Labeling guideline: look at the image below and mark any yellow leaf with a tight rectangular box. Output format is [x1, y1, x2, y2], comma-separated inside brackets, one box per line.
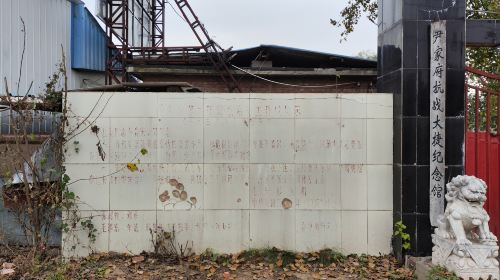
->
[127, 163, 138, 172]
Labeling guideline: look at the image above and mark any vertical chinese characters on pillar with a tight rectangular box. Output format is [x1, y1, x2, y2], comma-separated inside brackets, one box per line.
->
[429, 21, 446, 227]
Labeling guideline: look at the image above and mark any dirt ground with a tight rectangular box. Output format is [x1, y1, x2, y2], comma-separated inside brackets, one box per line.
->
[0, 246, 414, 280]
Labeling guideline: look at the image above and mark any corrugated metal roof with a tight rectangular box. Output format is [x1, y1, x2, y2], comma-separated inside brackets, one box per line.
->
[230, 45, 377, 69]
[71, 3, 106, 72]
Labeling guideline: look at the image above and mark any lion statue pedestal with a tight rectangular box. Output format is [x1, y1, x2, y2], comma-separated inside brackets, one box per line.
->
[432, 175, 499, 280]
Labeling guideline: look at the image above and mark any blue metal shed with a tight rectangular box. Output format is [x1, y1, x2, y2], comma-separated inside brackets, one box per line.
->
[71, 3, 107, 72]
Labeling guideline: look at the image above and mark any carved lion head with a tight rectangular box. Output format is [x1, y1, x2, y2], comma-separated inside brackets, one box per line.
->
[445, 175, 487, 204]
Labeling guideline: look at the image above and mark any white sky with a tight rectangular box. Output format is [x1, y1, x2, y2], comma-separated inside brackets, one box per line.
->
[82, 0, 377, 57]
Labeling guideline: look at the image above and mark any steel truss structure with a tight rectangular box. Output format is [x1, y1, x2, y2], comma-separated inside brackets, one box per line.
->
[103, 0, 241, 92]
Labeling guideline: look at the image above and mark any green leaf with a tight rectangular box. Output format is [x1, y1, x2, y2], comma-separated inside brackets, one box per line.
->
[65, 192, 75, 200]
[63, 174, 70, 182]
[40, 156, 48, 167]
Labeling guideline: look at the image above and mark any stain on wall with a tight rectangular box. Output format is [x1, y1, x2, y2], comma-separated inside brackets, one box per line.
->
[63, 92, 394, 257]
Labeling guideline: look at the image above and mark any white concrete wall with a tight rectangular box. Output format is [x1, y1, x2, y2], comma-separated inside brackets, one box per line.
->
[0, 0, 104, 96]
[63, 92, 393, 257]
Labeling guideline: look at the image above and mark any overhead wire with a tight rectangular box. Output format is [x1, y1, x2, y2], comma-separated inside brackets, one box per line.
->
[0, 105, 10, 113]
[164, 1, 359, 90]
[230, 64, 360, 88]
[466, 9, 500, 16]
[245, 52, 266, 92]
[165, 0, 189, 24]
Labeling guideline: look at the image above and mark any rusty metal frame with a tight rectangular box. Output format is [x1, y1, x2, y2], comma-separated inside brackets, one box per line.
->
[173, 0, 241, 92]
[105, 0, 129, 85]
[103, 0, 241, 92]
[151, 0, 165, 47]
[126, 46, 208, 64]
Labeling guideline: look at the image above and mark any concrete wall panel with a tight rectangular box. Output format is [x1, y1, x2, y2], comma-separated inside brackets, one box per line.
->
[63, 92, 393, 257]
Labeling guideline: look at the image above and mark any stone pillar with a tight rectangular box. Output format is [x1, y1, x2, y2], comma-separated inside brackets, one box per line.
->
[377, 0, 466, 257]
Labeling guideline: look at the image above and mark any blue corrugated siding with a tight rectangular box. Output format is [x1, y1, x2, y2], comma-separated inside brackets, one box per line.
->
[71, 3, 106, 72]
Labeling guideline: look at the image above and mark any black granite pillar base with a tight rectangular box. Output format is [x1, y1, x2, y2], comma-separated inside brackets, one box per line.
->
[378, 0, 466, 257]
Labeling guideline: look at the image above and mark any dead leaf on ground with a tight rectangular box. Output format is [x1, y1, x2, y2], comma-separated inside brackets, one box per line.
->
[2, 263, 15, 269]
[1, 268, 15, 275]
[111, 267, 125, 276]
[132, 255, 145, 264]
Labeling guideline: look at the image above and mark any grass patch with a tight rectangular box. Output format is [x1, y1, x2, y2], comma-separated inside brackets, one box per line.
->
[317, 249, 346, 266]
[280, 250, 297, 267]
[240, 247, 283, 263]
[428, 266, 459, 280]
[200, 248, 232, 265]
[201, 248, 220, 262]
[241, 247, 346, 267]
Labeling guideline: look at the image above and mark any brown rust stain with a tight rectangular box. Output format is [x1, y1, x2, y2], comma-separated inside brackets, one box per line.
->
[159, 179, 198, 208]
[282, 198, 292, 209]
[158, 191, 169, 202]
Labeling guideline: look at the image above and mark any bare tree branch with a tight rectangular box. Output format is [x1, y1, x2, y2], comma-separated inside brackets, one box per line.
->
[16, 17, 26, 96]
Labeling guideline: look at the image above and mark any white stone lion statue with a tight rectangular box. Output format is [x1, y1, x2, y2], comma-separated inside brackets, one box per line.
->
[432, 175, 499, 279]
[435, 175, 497, 245]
